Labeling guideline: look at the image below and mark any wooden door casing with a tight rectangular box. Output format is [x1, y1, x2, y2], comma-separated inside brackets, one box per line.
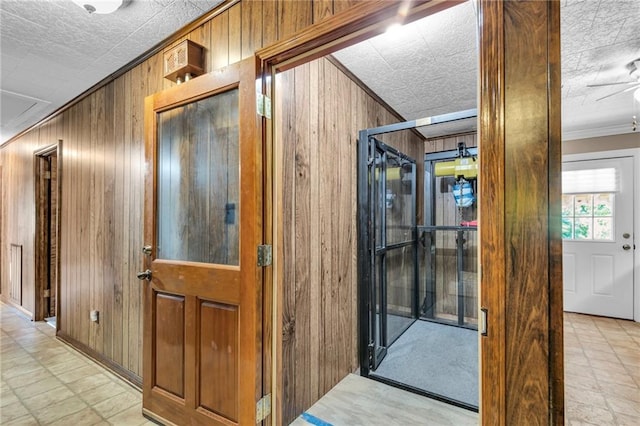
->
[478, 0, 564, 424]
[143, 57, 263, 426]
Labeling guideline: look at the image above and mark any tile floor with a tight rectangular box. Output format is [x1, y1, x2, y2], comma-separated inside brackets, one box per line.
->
[2, 301, 639, 425]
[0, 302, 153, 425]
[564, 312, 640, 425]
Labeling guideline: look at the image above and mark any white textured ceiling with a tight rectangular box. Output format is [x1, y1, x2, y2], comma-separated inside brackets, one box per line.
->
[0, 0, 224, 144]
[1, 0, 639, 145]
[333, 1, 478, 139]
[561, 0, 640, 139]
[334, 0, 640, 141]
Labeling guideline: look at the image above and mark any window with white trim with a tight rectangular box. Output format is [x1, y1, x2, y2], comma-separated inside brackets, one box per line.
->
[562, 193, 614, 240]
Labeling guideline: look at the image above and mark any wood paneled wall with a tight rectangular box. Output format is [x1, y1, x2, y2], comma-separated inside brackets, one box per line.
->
[0, 1, 565, 424]
[277, 57, 425, 424]
[0, 0, 362, 382]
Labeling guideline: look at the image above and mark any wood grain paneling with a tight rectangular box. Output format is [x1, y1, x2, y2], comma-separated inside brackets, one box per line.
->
[0, 0, 371, 385]
[548, 1, 565, 420]
[1, 2, 565, 424]
[479, 0, 563, 423]
[0, 165, 2, 298]
[276, 57, 425, 424]
[155, 292, 185, 398]
[9, 244, 22, 305]
[504, 2, 550, 419]
[478, 0, 507, 422]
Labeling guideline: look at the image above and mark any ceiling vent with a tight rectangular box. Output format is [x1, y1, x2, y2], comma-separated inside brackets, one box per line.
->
[0, 90, 51, 141]
[163, 40, 205, 84]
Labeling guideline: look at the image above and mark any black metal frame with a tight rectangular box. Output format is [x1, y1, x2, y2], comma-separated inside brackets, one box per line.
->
[357, 108, 478, 377]
[367, 373, 479, 413]
[422, 147, 478, 329]
[365, 137, 417, 370]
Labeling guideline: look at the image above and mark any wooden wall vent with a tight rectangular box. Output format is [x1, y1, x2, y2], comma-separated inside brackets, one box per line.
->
[10, 244, 23, 305]
[163, 40, 205, 84]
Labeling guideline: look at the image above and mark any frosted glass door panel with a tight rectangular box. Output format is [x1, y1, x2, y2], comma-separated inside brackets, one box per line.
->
[157, 88, 239, 265]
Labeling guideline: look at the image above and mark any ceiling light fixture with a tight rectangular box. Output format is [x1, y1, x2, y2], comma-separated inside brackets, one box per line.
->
[71, 0, 124, 14]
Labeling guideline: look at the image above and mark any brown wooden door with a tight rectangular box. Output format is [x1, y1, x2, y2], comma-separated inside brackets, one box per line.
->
[142, 57, 263, 425]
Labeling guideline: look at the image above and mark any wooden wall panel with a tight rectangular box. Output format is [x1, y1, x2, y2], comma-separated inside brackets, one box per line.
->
[241, 0, 262, 58]
[0, 165, 2, 299]
[277, 57, 425, 424]
[1, 121, 62, 317]
[279, 0, 313, 40]
[90, 88, 105, 352]
[9, 245, 22, 305]
[0, 0, 368, 390]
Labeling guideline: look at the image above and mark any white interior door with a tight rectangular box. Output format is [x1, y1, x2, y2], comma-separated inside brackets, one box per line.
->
[562, 156, 634, 320]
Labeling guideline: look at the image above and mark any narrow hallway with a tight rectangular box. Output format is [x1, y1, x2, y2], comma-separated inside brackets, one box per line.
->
[0, 302, 151, 425]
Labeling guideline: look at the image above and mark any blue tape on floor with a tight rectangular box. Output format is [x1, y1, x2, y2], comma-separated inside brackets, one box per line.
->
[301, 412, 333, 426]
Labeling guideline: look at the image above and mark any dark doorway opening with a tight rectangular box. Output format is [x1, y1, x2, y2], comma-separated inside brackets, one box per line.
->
[35, 144, 60, 328]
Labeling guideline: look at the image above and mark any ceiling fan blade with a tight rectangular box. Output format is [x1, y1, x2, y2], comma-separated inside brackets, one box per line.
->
[595, 84, 639, 101]
[587, 81, 636, 87]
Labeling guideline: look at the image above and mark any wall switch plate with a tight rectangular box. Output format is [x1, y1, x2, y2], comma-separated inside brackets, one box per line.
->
[90, 310, 99, 323]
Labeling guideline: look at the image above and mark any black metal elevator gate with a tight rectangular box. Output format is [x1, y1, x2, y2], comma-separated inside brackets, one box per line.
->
[357, 109, 479, 411]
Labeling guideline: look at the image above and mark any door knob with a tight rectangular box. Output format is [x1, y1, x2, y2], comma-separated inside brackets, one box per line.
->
[142, 245, 152, 255]
[622, 244, 631, 251]
[137, 269, 152, 281]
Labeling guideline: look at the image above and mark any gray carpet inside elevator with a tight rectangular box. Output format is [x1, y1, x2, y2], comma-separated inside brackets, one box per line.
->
[372, 320, 478, 408]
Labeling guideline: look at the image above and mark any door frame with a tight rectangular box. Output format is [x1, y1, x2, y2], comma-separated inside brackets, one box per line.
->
[257, 0, 563, 424]
[256, 2, 465, 423]
[562, 147, 640, 322]
[34, 141, 62, 328]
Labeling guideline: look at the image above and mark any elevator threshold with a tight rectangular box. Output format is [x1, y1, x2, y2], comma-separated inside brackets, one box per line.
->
[290, 374, 477, 426]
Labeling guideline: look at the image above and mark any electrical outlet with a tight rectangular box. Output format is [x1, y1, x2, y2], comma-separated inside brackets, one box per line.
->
[90, 310, 99, 323]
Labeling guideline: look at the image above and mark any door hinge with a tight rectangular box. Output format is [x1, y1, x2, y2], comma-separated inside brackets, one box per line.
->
[257, 245, 272, 267]
[256, 93, 272, 119]
[43, 289, 50, 298]
[44, 171, 51, 179]
[256, 394, 271, 422]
